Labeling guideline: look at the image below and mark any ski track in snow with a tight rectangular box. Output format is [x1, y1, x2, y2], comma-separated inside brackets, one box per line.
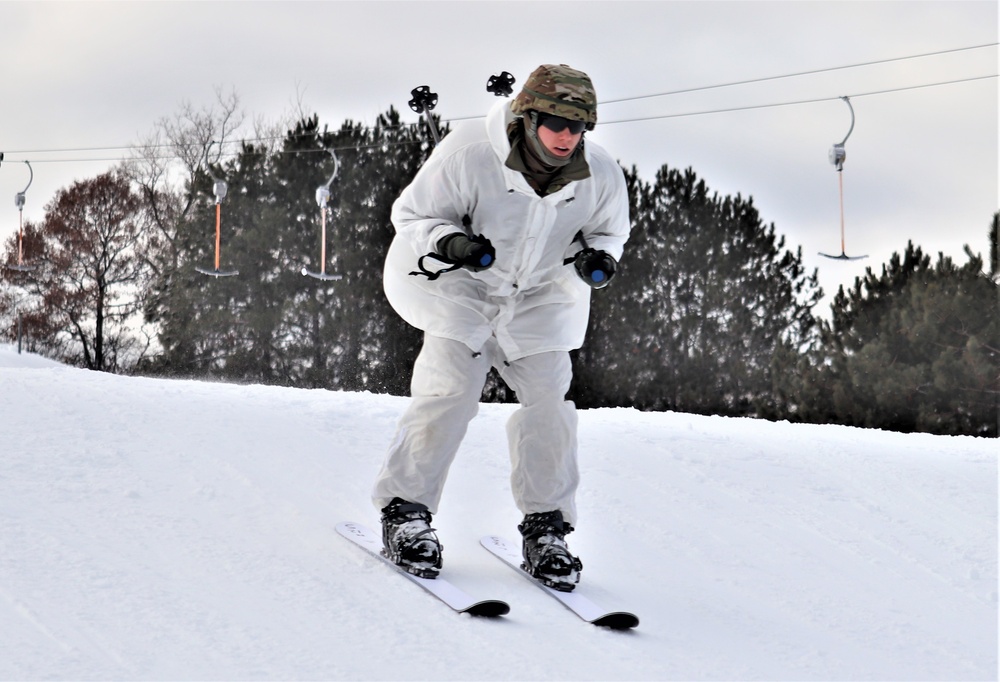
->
[0, 345, 996, 680]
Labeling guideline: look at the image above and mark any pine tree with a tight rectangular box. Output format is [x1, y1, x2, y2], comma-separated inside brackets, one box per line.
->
[573, 164, 822, 417]
[268, 109, 431, 393]
[127, 89, 246, 377]
[809, 226, 998, 436]
[268, 115, 345, 388]
[311, 108, 431, 394]
[989, 210, 998, 279]
[134, 106, 432, 391]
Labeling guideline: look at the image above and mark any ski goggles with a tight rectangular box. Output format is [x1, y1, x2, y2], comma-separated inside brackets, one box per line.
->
[536, 112, 587, 135]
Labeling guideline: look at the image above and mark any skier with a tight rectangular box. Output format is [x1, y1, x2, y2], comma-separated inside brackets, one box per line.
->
[372, 64, 631, 591]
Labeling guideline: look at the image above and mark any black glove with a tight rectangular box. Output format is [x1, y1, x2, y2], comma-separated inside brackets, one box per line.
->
[573, 248, 617, 288]
[438, 233, 496, 272]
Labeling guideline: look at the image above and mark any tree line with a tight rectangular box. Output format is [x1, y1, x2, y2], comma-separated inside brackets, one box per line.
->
[2, 95, 996, 436]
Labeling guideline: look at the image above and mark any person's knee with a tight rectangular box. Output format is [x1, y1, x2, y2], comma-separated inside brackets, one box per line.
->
[503, 352, 573, 405]
[411, 336, 491, 398]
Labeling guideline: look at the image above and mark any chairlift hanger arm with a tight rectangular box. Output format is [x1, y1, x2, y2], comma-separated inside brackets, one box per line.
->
[15, 161, 32, 210]
[203, 140, 224, 180]
[316, 148, 340, 208]
[838, 96, 855, 146]
[323, 148, 339, 188]
[305, 147, 343, 282]
[203, 140, 228, 203]
[828, 96, 855, 172]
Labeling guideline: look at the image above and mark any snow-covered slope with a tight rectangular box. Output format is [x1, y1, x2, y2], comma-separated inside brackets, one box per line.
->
[1, 344, 996, 680]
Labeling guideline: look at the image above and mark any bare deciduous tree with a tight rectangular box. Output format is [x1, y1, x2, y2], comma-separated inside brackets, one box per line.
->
[123, 86, 246, 275]
[15, 170, 154, 371]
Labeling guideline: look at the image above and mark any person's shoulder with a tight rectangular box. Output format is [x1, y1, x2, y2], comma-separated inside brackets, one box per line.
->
[436, 107, 496, 156]
[432, 141, 495, 181]
[583, 138, 618, 165]
[583, 139, 624, 180]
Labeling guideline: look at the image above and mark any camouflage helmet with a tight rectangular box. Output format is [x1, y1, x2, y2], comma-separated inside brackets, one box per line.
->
[511, 64, 597, 131]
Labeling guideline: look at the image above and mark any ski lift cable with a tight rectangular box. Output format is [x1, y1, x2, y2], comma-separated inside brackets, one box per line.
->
[5, 70, 988, 170]
[2, 42, 994, 160]
[1, 138, 420, 164]
[596, 73, 997, 126]
[6, 72, 994, 168]
[597, 41, 998, 106]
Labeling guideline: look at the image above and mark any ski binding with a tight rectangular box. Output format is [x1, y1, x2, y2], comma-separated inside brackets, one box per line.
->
[337, 522, 509, 617]
[481, 535, 638, 629]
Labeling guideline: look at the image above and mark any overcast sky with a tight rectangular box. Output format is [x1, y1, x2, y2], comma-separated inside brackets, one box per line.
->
[1, 1, 996, 313]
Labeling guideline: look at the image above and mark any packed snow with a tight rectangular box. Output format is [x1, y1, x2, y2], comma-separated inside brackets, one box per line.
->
[1, 343, 996, 680]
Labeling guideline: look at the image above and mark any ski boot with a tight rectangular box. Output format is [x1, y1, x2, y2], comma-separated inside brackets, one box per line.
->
[518, 510, 582, 592]
[380, 498, 443, 578]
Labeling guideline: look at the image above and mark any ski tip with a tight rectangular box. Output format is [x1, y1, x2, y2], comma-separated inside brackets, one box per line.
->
[592, 612, 639, 630]
[464, 600, 511, 618]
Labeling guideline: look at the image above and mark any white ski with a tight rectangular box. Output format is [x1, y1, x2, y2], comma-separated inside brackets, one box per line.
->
[336, 522, 509, 617]
[480, 535, 639, 629]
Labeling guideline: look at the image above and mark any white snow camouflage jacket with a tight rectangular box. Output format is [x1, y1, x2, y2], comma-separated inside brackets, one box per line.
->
[383, 99, 631, 361]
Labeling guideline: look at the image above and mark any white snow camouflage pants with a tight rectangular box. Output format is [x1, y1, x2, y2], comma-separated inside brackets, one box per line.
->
[372, 335, 580, 525]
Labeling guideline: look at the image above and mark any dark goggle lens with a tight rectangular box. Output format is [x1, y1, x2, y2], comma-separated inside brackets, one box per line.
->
[538, 113, 587, 135]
